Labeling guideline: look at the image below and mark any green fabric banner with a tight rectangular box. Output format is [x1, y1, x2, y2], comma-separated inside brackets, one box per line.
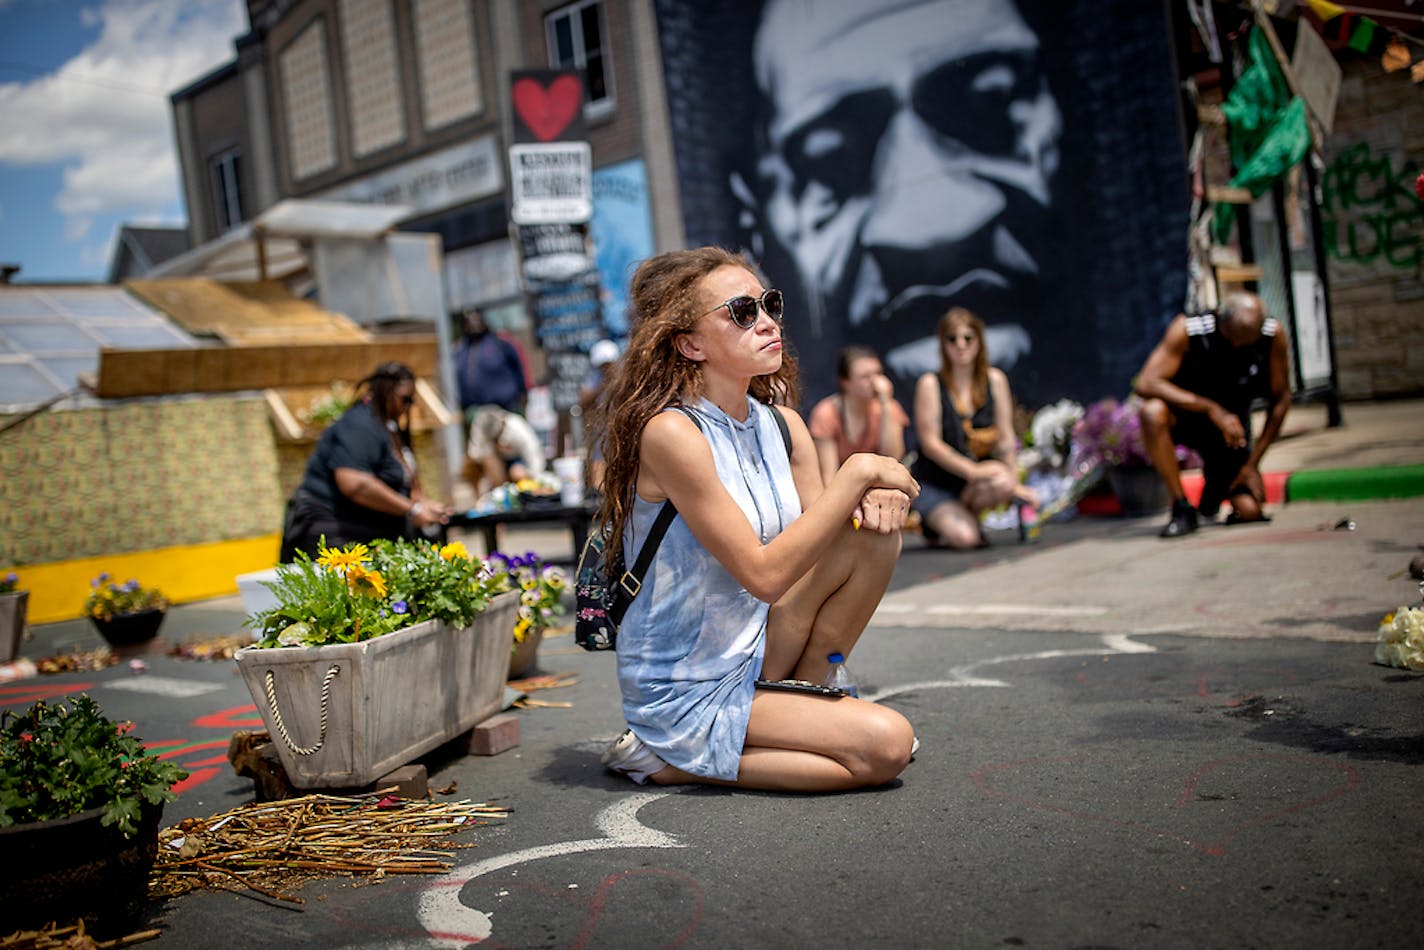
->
[1212, 27, 1312, 244]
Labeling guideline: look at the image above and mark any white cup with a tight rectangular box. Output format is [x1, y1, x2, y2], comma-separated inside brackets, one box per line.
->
[553, 457, 584, 506]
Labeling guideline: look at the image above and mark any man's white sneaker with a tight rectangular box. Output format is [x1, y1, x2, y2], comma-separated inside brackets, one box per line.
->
[601, 729, 667, 784]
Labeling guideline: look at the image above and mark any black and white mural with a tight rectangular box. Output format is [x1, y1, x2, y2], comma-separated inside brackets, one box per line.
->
[654, 0, 1191, 409]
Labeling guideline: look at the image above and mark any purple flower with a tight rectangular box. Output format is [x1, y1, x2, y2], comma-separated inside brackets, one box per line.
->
[1072, 399, 1152, 468]
[392, 600, 408, 614]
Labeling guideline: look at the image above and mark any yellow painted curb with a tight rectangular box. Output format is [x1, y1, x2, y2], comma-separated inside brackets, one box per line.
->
[5, 535, 280, 625]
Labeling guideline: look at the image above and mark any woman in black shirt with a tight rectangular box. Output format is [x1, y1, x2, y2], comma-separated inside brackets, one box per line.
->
[280, 362, 450, 561]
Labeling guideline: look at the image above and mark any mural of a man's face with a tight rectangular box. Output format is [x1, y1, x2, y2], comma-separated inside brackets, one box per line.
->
[735, 0, 1062, 394]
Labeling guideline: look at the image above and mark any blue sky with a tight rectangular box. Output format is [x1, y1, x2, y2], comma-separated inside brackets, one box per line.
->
[0, 0, 245, 282]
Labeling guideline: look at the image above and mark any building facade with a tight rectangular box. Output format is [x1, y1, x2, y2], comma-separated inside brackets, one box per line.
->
[171, 0, 675, 359]
[170, 1, 1422, 407]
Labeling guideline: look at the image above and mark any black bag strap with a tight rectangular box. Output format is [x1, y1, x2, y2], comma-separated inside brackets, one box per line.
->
[608, 403, 793, 624]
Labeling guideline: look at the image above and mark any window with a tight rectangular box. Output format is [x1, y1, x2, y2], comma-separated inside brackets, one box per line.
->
[338, 0, 405, 156]
[414, 0, 482, 130]
[546, 1, 612, 116]
[280, 20, 337, 180]
[210, 149, 244, 233]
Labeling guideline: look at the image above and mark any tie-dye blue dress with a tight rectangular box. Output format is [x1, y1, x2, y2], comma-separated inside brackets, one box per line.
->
[615, 397, 803, 781]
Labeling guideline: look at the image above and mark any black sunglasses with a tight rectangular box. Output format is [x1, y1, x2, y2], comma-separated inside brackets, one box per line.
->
[705, 289, 784, 329]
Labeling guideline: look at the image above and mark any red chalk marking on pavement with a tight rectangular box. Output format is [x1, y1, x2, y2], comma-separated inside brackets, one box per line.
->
[1197, 528, 1345, 548]
[192, 703, 262, 730]
[0, 681, 95, 705]
[971, 752, 1362, 856]
[572, 868, 704, 949]
[171, 767, 222, 795]
[144, 738, 230, 760]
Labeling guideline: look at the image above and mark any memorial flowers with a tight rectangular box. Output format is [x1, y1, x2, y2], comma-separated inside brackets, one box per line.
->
[1072, 398, 1152, 468]
[1375, 583, 1424, 671]
[1020, 399, 1084, 472]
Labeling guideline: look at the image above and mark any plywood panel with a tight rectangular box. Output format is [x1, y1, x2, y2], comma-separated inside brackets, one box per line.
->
[94, 339, 441, 397]
[125, 277, 369, 344]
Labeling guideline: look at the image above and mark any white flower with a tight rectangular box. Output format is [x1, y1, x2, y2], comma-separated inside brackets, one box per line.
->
[1029, 399, 1084, 470]
[1375, 606, 1424, 669]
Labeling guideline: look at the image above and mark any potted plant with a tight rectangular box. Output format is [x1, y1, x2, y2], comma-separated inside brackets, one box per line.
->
[0, 694, 188, 929]
[489, 551, 568, 679]
[1071, 397, 1169, 517]
[234, 538, 518, 789]
[1, 570, 27, 663]
[82, 572, 170, 646]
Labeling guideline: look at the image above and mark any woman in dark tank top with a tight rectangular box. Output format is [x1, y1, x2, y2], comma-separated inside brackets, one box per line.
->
[909, 308, 1038, 549]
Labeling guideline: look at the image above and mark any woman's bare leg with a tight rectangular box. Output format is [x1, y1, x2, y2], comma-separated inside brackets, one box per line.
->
[761, 523, 900, 684]
[923, 499, 982, 550]
[647, 690, 913, 791]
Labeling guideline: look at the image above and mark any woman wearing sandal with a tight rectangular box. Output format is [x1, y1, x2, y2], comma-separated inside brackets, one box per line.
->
[589, 247, 919, 792]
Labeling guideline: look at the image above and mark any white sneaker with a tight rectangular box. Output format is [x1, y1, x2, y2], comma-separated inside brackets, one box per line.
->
[601, 729, 667, 784]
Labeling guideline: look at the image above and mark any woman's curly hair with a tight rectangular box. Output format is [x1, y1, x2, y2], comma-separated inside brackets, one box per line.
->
[589, 246, 799, 567]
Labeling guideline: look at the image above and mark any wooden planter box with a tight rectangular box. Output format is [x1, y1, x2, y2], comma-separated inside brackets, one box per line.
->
[233, 591, 517, 789]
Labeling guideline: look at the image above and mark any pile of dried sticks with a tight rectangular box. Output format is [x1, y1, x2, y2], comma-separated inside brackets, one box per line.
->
[0, 921, 158, 950]
[149, 792, 509, 904]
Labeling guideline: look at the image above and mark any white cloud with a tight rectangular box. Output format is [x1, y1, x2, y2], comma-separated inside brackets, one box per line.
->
[0, 0, 245, 234]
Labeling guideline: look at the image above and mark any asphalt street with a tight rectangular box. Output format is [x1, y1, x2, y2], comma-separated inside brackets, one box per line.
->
[5, 497, 1423, 949]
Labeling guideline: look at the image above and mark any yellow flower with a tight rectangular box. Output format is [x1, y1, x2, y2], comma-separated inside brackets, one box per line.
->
[346, 564, 388, 598]
[318, 542, 369, 574]
[440, 541, 470, 561]
[513, 616, 531, 643]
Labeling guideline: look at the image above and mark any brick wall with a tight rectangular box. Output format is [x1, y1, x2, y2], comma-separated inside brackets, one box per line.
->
[1320, 57, 1424, 399]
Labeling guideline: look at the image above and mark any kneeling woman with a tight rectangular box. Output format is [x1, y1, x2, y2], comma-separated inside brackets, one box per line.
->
[590, 247, 919, 792]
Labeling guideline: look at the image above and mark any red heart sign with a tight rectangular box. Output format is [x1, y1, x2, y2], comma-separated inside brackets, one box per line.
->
[513, 75, 583, 142]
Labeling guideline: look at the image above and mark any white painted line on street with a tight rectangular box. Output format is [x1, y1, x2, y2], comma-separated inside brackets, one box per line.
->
[867, 634, 1158, 700]
[1102, 633, 1156, 653]
[414, 788, 685, 947]
[101, 677, 224, 698]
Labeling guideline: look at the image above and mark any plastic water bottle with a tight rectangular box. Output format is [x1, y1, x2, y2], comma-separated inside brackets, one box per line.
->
[823, 652, 859, 697]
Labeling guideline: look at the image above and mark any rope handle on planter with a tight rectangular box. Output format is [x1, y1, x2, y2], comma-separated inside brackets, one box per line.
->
[264, 664, 341, 756]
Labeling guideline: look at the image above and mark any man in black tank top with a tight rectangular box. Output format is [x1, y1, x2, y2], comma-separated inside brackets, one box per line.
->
[1133, 292, 1291, 538]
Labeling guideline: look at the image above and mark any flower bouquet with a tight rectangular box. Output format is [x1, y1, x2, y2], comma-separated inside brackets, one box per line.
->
[1375, 582, 1424, 671]
[1072, 398, 1152, 469]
